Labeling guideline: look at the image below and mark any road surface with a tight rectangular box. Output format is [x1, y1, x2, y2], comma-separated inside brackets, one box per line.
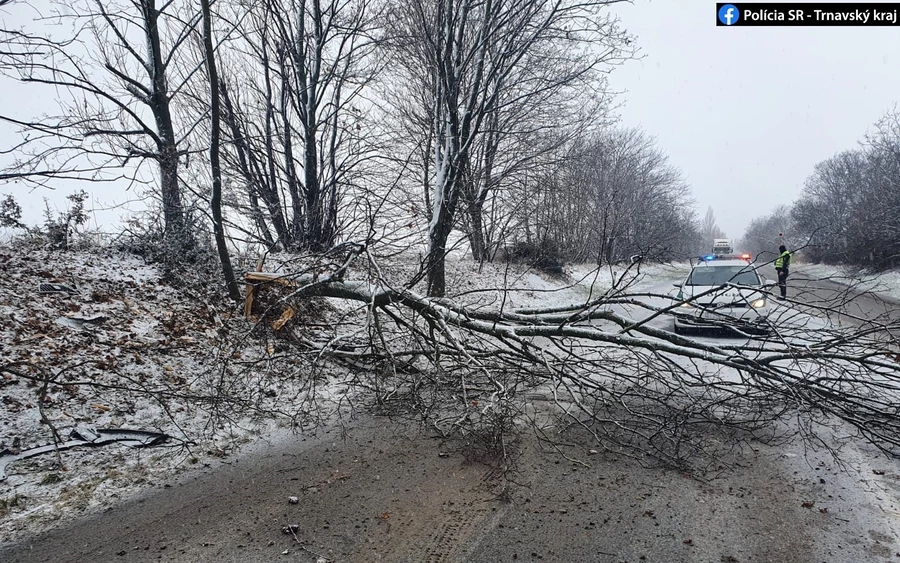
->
[4, 416, 899, 563]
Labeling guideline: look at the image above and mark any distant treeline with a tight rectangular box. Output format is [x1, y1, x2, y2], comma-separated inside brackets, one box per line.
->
[741, 108, 900, 270]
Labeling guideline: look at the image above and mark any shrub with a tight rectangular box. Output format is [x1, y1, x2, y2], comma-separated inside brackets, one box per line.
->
[42, 190, 89, 250]
[505, 237, 565, 276]
[0, 194, 24, 229]
[115, 206, 219, 288]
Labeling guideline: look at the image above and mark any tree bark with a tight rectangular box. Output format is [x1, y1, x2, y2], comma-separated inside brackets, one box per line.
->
[141, 0, 189, 244]
[426, 144, 464, 297]
[466, 197, 487, 263]
[201, 0, 241, 301]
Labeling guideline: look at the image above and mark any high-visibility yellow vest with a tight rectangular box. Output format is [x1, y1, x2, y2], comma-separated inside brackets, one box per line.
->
[775, 250, 791, 269]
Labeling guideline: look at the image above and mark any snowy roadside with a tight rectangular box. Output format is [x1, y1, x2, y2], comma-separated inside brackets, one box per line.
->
[0, 244, 354, 543]
[566, 260, 692, 295]
[797, 262, 900, 303]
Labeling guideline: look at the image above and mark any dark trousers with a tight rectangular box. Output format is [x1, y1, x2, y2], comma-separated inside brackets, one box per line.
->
[776, 268, 788, 298]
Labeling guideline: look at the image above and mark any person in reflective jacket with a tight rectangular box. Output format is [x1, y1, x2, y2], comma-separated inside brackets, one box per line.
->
[774, 245, 792, 299]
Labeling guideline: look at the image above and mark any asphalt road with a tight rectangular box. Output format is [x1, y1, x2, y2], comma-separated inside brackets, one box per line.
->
[4, 416, 897, 563]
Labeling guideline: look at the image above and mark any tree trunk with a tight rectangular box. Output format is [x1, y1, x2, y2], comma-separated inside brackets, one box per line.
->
[425, 244, 447, 297]
[304, 120, 323, 250]
[426, 160, 461, 297]
[297, 0, 328, 253]
[158, 145, 186, 240]
[261, 46, 294, 249]
[142, 0, 188, 245]
[247, 189, 276, 248]
[202, 0, 241, 302]
[467, 197, 487, 262]
[468, 110, 498, 263]
[280, 76, 304, 248]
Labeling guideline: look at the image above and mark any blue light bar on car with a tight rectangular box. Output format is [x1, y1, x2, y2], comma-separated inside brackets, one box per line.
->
[699, 253, 753, 262]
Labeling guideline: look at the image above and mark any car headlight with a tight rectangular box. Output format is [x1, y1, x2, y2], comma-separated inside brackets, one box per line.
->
[751, 298, 766, 309]
[676, 290, 693, 307]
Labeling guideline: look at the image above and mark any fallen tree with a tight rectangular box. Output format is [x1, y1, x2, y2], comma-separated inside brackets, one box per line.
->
[239, 244, 900, 472]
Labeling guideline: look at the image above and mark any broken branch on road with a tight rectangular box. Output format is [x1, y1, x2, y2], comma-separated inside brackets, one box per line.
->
[241, 250, 900, 470]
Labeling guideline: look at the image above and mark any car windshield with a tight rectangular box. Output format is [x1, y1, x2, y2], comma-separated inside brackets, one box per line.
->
[686, 266, 760, 286]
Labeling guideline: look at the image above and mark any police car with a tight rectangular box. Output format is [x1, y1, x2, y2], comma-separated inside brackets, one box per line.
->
[672, 253, 776, 335]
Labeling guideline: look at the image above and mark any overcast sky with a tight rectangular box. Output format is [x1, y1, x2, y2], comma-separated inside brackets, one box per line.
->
[610, 0, 900, 239]
[2, 0, 900, 239]
[0, 0, 141, 230]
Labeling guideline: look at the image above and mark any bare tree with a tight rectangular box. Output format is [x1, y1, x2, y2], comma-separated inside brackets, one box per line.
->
[455, 36, 621, 263]
[207, 0, 381, 252]
[859, 108, 900, 268]
[507, 128, 697, 265]
[791, 150, 866, 264]
[0, 0, 200, 246]
[790, 108, 900, 270]
[200, 0, 240, 300]
[699, 206, 725, 247]
[383, 0, 633, 296]
[741, 205, 797, 262]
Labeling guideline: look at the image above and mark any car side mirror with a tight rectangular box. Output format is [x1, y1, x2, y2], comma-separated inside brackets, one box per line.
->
[763, 280, 777, 288]
[673, 283, 681, 288]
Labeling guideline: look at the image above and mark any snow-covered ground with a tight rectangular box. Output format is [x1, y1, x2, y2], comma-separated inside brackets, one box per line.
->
[0, 244, 360, 541]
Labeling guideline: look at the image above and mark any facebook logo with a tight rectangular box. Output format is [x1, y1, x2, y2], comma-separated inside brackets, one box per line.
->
[718, 4, 740, 25]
